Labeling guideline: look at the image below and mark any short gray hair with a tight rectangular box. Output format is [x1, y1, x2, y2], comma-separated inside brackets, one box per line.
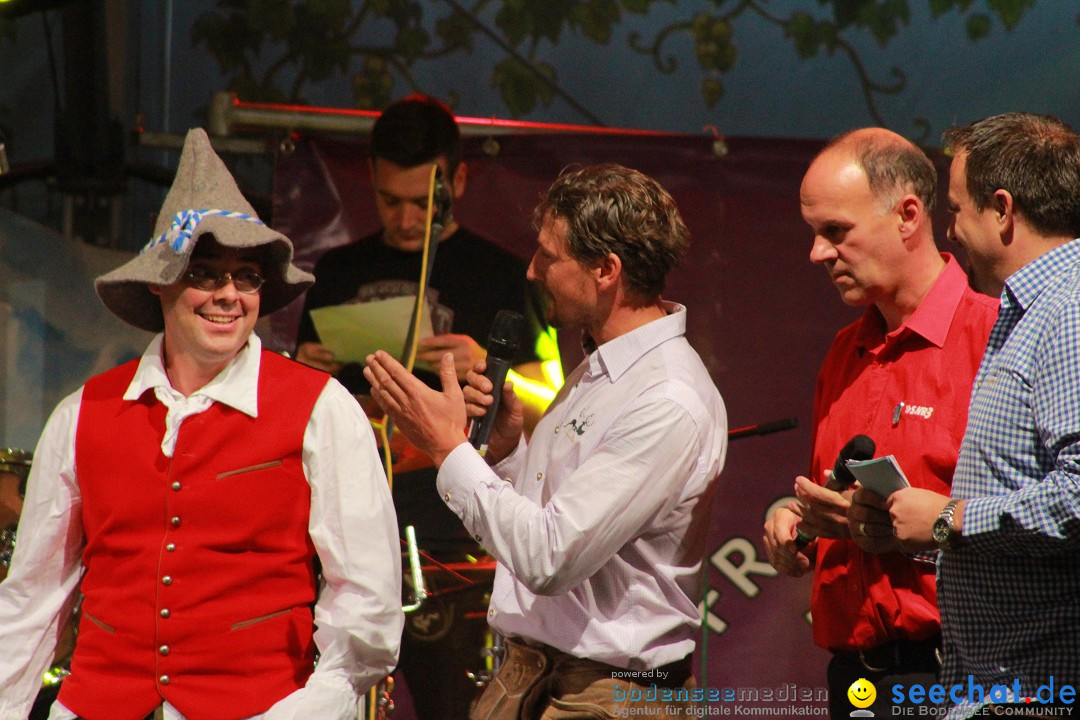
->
[822, 130, 937, 213]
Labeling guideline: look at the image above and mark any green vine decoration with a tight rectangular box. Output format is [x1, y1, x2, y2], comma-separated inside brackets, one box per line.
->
[190, 0, 1043, 136]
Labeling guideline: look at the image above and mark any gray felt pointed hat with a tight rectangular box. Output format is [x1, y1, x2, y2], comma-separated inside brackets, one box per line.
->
[95, 127, 314, 332]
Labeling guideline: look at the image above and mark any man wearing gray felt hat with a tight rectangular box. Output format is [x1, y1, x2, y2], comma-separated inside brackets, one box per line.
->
[0, 128, 403, 720]
[96, 127, 314, 334]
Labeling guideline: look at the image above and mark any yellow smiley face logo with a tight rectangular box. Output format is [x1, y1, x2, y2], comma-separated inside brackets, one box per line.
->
[847, 678, 876, 709]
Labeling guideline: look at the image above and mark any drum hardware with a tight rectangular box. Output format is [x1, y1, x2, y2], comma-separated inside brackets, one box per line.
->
[396, 533, 497, 720]
[416, 556, 495, 594]
[396, 518, 499, 715]
[489, 632, 505, 673]
[367, 675, 395, 720]
[401, 525, 428, 613]
[0, 448, 31, 579]
[467, 632, 505, 689]
[400, 529, 496, 611]
[465, 667, 491, 689]
[0, 447, 33, 479]
[0, 525, 15, 570]
[0, 448, 78, 705]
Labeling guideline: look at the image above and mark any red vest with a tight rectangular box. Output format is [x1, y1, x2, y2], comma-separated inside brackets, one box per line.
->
[59, 351, 329, 720]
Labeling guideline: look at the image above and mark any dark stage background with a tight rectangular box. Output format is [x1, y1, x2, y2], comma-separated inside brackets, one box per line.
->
[270, 131, 960, 712]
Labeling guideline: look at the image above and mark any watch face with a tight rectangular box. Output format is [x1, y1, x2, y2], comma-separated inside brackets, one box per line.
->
[932, 518, 950, 545]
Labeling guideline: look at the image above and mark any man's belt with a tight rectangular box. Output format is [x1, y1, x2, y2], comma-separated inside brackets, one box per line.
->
[840, 635, 942, 673]
[649, 654, 694, 689]
[528, 639, 692, 689]
[473, 638, 693, 720]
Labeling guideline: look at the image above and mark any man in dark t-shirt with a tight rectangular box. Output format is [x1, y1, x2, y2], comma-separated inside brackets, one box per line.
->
[295, 94, 561, 720]
[295, 226, 552, 401]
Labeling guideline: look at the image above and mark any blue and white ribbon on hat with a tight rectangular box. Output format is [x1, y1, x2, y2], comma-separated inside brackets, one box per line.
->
[142, 208, 265, 255]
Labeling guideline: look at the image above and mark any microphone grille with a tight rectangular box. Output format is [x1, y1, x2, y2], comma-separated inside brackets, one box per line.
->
[486, 310, 525, 361]
[844, 434, 876, 461]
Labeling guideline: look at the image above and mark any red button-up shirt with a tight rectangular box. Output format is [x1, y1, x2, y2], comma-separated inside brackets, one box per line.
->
[810, 255, 997, 652]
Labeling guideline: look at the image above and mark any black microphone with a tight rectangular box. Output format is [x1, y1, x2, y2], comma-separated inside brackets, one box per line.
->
[825, 434, 875, 491]
[794, 434, 876, 549]
[468, 310, 525, 456]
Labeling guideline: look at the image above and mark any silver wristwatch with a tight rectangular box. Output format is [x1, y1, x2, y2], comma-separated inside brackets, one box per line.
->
[932, 499, 960, 548]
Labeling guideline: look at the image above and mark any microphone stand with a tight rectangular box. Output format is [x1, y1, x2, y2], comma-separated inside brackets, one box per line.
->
[727, 417, 798, 440]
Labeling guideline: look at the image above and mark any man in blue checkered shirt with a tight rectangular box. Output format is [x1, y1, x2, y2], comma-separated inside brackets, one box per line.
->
[882, 113, 1080, 718]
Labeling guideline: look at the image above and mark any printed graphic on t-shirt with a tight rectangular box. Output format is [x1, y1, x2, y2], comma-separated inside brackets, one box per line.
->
[350, 279, 454, 335]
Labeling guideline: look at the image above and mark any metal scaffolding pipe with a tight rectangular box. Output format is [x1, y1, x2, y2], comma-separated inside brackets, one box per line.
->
[208, 92, 380, 137]
[207, 91, 707, 140]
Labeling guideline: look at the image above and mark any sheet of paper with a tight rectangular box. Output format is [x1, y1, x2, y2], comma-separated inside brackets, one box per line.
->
[309, 296, 434, 365]
[846, 455, 911, 497]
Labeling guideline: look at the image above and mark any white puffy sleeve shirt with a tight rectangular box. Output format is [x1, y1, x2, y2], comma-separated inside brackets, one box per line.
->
[0, 334, 402, 720]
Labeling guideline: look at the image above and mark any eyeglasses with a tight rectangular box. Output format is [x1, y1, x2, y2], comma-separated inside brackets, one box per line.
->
[182, 265, 264, 294]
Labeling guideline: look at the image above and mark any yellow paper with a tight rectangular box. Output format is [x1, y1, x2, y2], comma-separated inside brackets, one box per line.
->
[310, 296, 434, 365]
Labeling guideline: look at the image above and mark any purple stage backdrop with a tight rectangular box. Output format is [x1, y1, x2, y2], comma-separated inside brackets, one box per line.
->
[270, 131, 958, 714]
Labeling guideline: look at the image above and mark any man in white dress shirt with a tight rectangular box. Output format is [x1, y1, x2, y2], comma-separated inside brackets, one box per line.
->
[0, 128, 402, 720]
[365, 164, 727, 718]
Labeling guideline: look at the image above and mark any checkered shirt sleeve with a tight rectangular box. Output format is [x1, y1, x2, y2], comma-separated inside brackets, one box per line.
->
[938, 240, 1080, 719]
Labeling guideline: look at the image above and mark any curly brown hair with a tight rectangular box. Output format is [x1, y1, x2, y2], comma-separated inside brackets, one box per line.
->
[534, 164, 689, 299]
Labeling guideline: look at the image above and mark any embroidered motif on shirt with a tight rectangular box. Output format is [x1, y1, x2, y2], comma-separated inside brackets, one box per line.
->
[562, 412, 594, 437]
